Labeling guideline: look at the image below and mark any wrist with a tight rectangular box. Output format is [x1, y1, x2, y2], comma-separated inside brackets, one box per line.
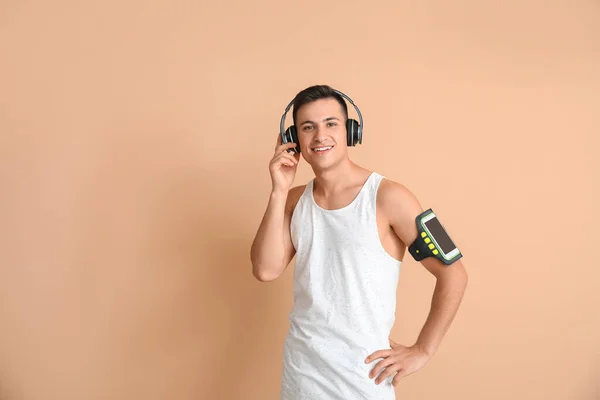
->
[414, 341, 435, 358]
[270, 189, 289, 201]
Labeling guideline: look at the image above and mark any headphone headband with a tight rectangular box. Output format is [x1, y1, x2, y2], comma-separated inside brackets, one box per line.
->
[279, 89, 363, 139]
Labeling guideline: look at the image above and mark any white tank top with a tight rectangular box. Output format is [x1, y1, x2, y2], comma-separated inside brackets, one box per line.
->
[280, 172, 402, 399]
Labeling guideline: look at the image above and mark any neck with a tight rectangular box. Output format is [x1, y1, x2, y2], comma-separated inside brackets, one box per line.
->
[311, 159, 368, 197]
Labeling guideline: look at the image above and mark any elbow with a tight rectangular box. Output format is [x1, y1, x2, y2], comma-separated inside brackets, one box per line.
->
[436, 260, 468, 289]
[450, 261, 469, 290]
[250, 247, 284, 282]
[251, 260, 280, 282]
[252, 266, 279, 282]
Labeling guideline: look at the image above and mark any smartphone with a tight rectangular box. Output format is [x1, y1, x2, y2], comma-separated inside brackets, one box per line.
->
[421, 212, 461, 262]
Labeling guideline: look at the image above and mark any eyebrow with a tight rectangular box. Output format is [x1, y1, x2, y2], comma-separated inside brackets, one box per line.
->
[299, 117, 340, 126]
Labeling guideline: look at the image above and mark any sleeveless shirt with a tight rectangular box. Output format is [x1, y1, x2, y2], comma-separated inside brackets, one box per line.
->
[280, 172, 402, 400]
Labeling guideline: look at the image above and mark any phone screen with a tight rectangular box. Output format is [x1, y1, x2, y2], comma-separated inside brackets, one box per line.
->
[424, 217, 457, 254]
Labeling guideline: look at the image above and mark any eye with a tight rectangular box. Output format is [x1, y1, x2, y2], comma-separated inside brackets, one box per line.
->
[327, 122, 337, 127]
[302, 125, 313, 131]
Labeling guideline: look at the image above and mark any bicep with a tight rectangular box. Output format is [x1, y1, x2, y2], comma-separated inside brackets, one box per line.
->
[382, 181, 459, 277]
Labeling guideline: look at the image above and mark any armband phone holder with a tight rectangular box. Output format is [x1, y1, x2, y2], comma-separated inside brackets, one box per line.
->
[408, 208, 462, 266]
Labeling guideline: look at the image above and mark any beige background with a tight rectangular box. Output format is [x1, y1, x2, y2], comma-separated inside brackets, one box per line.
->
[1, 1, 599, 399]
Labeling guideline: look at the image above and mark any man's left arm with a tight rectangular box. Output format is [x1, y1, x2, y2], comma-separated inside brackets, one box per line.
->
[365, 180, 468, 386]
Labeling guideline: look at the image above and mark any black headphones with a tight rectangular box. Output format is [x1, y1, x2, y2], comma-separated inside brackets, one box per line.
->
[279, 89, 363, 153]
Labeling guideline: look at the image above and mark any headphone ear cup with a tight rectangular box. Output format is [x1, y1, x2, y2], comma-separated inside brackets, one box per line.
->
[285, 126, 300, 153]
[346, 119, 361, 147]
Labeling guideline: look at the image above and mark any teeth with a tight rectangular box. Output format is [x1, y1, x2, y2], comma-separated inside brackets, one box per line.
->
[314, 147, 332, 151]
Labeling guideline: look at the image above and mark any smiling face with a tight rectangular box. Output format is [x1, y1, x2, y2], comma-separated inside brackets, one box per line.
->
[295, 97, 349, 171]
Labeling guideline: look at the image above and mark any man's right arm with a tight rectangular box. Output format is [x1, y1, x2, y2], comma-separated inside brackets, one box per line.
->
[250, 185, 304, 282]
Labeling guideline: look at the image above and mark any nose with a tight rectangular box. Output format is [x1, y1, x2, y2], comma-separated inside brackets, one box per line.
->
[313, 126, 327, 142]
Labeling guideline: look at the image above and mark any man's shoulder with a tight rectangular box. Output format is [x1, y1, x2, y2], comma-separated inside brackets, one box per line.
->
[377, 177, 419, 206]
[377, 176, 424, 221]
[374, 176, 425, 248]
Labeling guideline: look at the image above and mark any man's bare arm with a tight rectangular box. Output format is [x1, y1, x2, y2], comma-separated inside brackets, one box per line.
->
[250, 185, 304, 282]
[380, 179, 468, 357]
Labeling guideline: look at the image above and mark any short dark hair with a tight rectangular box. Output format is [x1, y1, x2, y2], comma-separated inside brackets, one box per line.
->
[292, 85, 348, 126]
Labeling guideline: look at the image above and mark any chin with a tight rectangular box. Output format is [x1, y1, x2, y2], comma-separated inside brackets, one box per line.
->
[309, 158, 339, 171]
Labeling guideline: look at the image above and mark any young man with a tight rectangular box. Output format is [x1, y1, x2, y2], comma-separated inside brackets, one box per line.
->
[250, 85, 468, 399]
